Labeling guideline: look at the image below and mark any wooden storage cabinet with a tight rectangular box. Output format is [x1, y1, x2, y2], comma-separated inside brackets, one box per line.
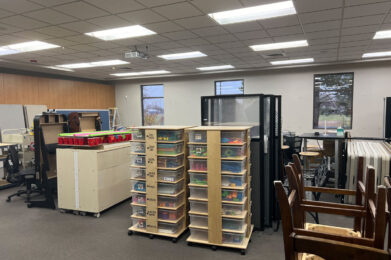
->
[57, 143, 131, 216]
[128, 126, 189, 241]
[186, 126, 253, 254]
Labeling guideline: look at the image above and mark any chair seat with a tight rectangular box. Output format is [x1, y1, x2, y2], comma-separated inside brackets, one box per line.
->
[18, 168, 36, 177]
[302, 223, 361, 260]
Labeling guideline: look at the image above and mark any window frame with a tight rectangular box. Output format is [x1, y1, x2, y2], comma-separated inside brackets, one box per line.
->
[141, 84, 164, 126]
[214, 79, 245, 96]
[312, 72, 354, 130]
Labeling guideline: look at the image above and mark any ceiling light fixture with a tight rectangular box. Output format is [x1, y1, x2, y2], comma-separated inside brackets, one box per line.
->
[85, 25, 156, 41]
[0, 41, 60, 56]
[250, 40, 308, 51]
[44, 66, 74, 72]
[362, 51, 391, 58]
[111, 70, 171, 77]
[197, 65, 234, 71]
[208, 1, 296, 25]
[57, 59, 129, 69]
[270, 58, 314, 65]
[158, 51, 207, 60]
[373, 30, 391, 39]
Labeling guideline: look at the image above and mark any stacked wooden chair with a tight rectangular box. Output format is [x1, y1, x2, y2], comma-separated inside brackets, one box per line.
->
[275, 155, 389, 259]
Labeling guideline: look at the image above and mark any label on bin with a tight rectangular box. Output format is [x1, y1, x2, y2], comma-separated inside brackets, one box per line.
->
[147, 171, 155, 178]
[147, 145, 155, 151]
[146, 133, 155, 140]
[195, 134, 202, 140]
[147, 158, 155, 164]
[146, 210, 156, 217]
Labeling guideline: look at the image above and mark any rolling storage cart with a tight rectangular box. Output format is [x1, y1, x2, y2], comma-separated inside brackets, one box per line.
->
[186, 126, 253, 255]
[128, 126, 189, 242]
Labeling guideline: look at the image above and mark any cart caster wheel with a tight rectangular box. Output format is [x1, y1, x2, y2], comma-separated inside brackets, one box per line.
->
[73, 211, 79, 215]
[241, 250, 246, 255]
[94, 213, 100, 218]
[187, 242, 193, 246]
[80, 212, 87, 216]
[6, 198, 10, 202]
[59, 209, 66, 213]
[128, 231, 133, 236]
[149, 234, 154, 239]
[27, 203, 32, 208]
[171, 238, 177, 243]
[212, 246, 217, 251]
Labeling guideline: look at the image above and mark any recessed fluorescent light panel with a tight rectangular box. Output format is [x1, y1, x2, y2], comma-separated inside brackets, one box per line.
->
[197, 65, 234, 71]
[158, 51, 207, 60]
[362, 51, 391, 58]
[111, 70, 171, 77]
[85, 25, 156, 41]
[270, 58, 314, 65]
[373, 30, 391, 39]
[57, 59, 129, 69]
[0, 41, 60, 56]
[250, 40, 308, 51]
[45, 66, 74, 72]
[208, 1, 296, 25]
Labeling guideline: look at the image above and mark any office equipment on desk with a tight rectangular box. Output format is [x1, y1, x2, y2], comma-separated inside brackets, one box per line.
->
[1, 129, 34, 168]
[0, 142, 19, 190]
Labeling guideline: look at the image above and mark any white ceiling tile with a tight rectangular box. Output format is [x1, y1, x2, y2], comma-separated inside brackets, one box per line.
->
[302, 20, 341, 33]
[309, 43, 339, 51]
[267, 25, 303, 36]
[306, 29, 340, 40]
[146, 21, 183, 33]
[382, 13, 391, 23]
[193, 26, 227, 37]
[118, 9, 167, 24]
[0, 9, 15, 19]
[139, 0, 186, 8]
[90, 41, 121, 50]
[342, 14, 384, 28]
[294, 0, 343, 13]
[36, 26, 78, 37]
[29, 0, 76, 7]
[272, 34, 306, 42]
[345, 0, 391, 6]
[340, 33, 373, 42]
[189, 0, 242, 13]
[343, 2, 391, 18]
[68, 44, 100, 52]
[60, 21, 101, 33]
[0, 35, 27, 45]
[339, 40, 371, 48]
[24, 9, 77, 25]
[223, 22, 263, 33]
[164, 30, 198, 40]
[150, 41, 183, 49]
[341, 24, 379, 35]
[84, 0, 145, 14]
[174, 16, 218, 29]
[0, 23, 23, 34]
[235, 30, 269, 40]
[46, 38, 78, 47]
[138, 34, 171, 43]
[0, 15, 49, 29]
[87, 15, 130, 28]
[180, 37, 210, 46]
[260, 15, 299, 29]
[205, 34, 238, 43]
[54, 2, 110, 19]
[1, 0, 43, 13]
[217, 41, 246, 49]
[299, 9, 343, 24]
[65, 35, 101, 44]
[153, 2, 203, 19]
[309, 37, 340, 45]
[13, 30, 52, 40]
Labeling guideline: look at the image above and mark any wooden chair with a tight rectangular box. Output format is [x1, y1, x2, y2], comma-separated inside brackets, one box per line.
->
[275, 179, 388, 260]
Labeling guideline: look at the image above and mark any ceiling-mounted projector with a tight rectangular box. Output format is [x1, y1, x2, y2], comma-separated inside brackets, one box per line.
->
[124, 50, 149, 59]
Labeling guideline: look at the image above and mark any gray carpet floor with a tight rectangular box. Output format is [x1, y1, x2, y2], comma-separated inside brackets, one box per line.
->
[0, 186, 353, 260]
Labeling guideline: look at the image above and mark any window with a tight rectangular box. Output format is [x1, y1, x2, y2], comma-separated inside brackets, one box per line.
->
[141, 85, 164, 126]
[313, 73, 354, 129]
[215, 80, 244, 95]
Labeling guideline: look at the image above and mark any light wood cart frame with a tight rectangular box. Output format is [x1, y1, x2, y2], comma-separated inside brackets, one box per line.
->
[186, 126, 253, 255]
[128, 126, 191, 242]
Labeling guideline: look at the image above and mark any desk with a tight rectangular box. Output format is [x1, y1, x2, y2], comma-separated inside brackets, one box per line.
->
[299, 133, 345, 188]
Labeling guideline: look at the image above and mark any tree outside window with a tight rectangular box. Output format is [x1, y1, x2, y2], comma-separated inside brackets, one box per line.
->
[141, 85, 164, 126]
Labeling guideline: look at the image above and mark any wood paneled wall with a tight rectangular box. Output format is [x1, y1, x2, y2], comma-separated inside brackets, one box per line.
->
[0, 73, 115, 109]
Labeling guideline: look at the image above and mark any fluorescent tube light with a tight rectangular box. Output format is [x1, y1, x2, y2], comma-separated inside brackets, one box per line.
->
[85, 25, 156, 41]
[197, 65, 234, 71]
[362, 51, 391, 58]
[373, 30, 391, 39]
[111, 70, 171, 77]
[158, 51, 207, 60]
[57, 59, 129, 69]
[44, 66, 74, 72]
[250, 40, 308, 51]
[270, 58, 314, 65]
[208, 1, 296, 25]
[0, 41, 60, 56]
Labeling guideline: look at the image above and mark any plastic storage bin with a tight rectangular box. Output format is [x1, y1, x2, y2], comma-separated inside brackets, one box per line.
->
[131, 168, 146, 179]
[132, 129, 145, 141]
[189, 200, 208, 213]
[132, 193, 146, 204]
[131, 142, 145, 153]
[158, 193, 184, 208]
[189, 131, 207, 143]
[221, 160, 246, 173]
[131, 180, 146, 192]
[132, 217, 146, 230]
[189, 172, 207, 185]
[222, 188, 246, 202]
[189, 214, 208, 228]
[222, 231, 245, 245]
[189, 159, 207, 171]
[157, 143, 183, 155]
[221, 174, 246, 188]
[131, 154, 146, 167]
[159, 219, 183, 234]
[157, 130, 183, 142]
[158, 180, 183, 195]
[189, 186, 208, 199]
[190, 228, 208, 241]
[222, 203, 245, 216]
[221, 131, 246, 144]
[158, 206, 184, 220]
[221, 145, 245, 158]
[158, 168, 183, 182]
[157, 155, 183, 169]
[132, 205, 146, 217]
[222, 218, 246, 231]
[189, 144, 207, 157]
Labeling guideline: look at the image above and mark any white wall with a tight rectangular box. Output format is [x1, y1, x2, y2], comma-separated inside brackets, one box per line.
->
[115, 61, 391, 138]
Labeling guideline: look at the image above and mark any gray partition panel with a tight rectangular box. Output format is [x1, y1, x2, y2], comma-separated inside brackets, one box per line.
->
[0, 104, 25, 130]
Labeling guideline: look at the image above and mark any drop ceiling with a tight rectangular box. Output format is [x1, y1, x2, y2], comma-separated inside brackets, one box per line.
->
[0, 0, 390, 80]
